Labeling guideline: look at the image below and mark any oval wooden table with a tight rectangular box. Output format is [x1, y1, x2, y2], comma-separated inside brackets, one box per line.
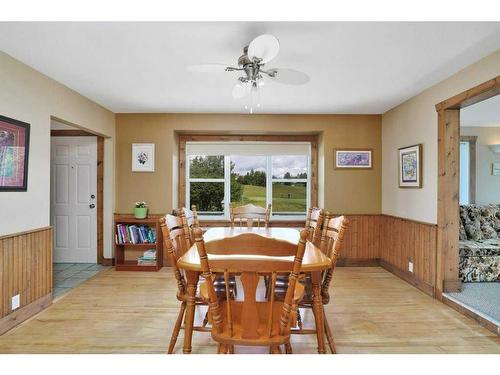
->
[177, 227, 332, 354]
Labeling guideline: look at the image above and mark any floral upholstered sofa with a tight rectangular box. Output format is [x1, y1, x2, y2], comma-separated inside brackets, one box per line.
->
[459, 204, 500, 282]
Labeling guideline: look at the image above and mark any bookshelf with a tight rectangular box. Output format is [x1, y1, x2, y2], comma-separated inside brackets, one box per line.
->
[114, 214, 163, 271]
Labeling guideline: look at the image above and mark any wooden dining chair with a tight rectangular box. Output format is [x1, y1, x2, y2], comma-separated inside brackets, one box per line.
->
[293, 212, 348, 354]
[161, 213, 235, 354]
[178, 205, 238, 297]
[305, 207, 325, 245]
[182, 205, 199, 227]
[271, 207, 324, 300]
[194, 228, 309, 354]
[230, 203, 271, 228]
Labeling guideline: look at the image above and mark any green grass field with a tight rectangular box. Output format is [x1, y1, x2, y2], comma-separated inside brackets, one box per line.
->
[233, 184, 306, 213]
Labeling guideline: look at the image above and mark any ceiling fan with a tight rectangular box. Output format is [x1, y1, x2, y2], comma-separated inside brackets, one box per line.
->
[187, 34, 310, 112]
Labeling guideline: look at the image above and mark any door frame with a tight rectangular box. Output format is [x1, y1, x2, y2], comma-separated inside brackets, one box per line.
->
[50, 128, 105, 265]
[459, 135, 477, 204]
[434, 75, 500, 298]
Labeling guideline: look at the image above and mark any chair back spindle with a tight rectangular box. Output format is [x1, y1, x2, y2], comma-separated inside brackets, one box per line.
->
[194, 227, 224, 334]
[161, 214, 190, 296]
[305, 207, 325, 246]
[318, 213, 348, 303]
[279, 231, 307, 336]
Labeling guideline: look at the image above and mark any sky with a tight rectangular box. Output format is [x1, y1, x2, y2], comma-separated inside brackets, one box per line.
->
[231, 155, 307, 178]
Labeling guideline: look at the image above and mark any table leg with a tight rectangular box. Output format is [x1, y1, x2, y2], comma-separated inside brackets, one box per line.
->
[311, 271, 326, 354]
[183, 271, 199, 354]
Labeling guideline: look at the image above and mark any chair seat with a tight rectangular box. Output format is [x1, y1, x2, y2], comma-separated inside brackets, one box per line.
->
[210, 301, 299, 346]
[271, 274, 309, 300]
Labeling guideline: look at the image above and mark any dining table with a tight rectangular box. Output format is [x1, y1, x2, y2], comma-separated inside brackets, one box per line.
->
[176, 226, 332, 354]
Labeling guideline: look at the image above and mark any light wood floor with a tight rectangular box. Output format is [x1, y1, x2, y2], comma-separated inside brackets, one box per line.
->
[0, 267, 498, 354]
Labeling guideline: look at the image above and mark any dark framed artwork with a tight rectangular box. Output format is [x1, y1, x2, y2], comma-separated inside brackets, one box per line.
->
[0, 115, 30, 191]
[398, 144, 422, 188]
[334, 149, 373, 169]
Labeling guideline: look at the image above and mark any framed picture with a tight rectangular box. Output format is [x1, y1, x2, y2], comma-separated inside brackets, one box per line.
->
[0, 115, 30, 191]
[334, 149, 372, 169]
[132, 143, 155, 172]
[398, 144, 422, 188]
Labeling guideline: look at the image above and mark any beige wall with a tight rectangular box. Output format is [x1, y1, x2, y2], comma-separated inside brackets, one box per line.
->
[0, 51, 116, 258]
[382, 50, 500, 224]
[461, 126, 500, 204]
[115, 114, 382, 216]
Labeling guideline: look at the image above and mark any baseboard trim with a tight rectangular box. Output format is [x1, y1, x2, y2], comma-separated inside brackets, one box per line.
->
[379, 259, 434, 297]
[101, 258, 115, 266]
[442, 295, 500, 336]
[337, 258, 380, 267]
[0, 293, 52, 335]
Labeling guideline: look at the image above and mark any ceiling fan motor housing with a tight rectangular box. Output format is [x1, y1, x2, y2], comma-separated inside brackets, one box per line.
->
[238, 49, 263, 83]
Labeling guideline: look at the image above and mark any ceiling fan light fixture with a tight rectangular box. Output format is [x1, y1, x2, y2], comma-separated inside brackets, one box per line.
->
[232, 83, 247, 99]
[186, 33, 309, 113]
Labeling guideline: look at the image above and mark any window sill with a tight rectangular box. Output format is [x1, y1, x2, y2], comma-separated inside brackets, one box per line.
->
[199, 219, 305, 228]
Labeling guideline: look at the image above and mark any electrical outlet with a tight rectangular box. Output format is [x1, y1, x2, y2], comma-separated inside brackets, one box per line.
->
[408, 261, 414, 273]
[11, 294, 20, 310]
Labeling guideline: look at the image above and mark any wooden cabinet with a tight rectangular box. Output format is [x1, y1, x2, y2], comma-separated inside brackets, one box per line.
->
[114, 214, 163, 271]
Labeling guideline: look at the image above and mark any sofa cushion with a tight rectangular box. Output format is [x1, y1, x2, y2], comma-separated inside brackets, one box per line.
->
[459, 255, 500, 282]
[459, 239, 500, 257]
[460, 204, 500, 241]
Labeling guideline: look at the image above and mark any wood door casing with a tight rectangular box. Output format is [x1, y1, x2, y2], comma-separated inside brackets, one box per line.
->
[435, 75, 500, 296]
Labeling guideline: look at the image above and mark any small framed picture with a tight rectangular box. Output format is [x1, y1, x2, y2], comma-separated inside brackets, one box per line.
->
[398, 144, 422, 188]
[334, 149, 372, 169]
[132, 143, 155, 172]
[0, 115, 30, 191]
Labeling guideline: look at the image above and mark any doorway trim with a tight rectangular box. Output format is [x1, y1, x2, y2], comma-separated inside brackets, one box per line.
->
[459, 135, 477, 204]
[434, 75, 500, 298]
[50, 128, 105, 265]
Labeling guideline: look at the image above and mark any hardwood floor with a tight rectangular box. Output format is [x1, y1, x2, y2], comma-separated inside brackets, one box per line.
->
[0, 267, 498, 354]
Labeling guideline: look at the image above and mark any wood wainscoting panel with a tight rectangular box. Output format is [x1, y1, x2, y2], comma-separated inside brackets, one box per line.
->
[0, 227, 53, 334]
[379, 215, 437, 296]
[199, 214, 438, 297]
[340, 215, 381, 264]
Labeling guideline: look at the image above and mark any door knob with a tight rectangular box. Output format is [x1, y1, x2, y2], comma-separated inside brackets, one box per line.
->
[89, 203, 95, 209]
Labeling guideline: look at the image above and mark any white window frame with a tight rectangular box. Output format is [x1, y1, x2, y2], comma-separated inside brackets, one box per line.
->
[186, 146, 311, 221]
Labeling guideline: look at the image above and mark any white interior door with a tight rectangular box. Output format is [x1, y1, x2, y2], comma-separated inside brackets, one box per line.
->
[51, 136, 97, 263]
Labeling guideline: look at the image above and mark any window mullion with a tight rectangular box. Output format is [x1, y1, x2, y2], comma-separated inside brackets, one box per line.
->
[266, 156, 272, 217]
[186, 155, 190, 209]
[307, 155, 311, 210]
[224, 155, 231, 220]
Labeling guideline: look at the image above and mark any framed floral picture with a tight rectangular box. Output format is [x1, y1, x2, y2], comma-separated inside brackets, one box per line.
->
[132, 143, 155, 172]
[398, 144, 422, 188]
[334, 149, 372, 169]
[0, 115, 30, 191]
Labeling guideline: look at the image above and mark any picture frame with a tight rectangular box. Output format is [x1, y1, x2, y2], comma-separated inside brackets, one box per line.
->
[398, 144, 422, 188]
[132, 143, 155, 172]
[334, 149, 373, 169]
[0, 115, 30, 191]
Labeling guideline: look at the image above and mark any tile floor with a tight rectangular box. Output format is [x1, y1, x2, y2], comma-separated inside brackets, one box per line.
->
[53, 263, 108, 298]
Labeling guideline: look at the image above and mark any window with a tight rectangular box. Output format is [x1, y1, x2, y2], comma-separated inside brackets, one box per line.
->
[459, 141, 470, 205]
[459, 136, 477, 205]
[185, 141, 312, 220]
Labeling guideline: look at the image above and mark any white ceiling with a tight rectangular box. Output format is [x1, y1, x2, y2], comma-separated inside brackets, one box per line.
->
[0, 22, 499, 114]
[461, 94, 500, 127]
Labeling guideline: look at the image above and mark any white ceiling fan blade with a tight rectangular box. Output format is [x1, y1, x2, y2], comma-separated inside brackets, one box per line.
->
[247, 34, 280, 64]
[267, 68, 310, 85]
[232, 83, 248, 99]
[186, 64, 231, 73]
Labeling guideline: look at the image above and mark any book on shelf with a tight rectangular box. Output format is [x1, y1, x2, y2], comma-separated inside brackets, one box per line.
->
[115, 224, 156, 245]
[137, 249, 156, 265]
